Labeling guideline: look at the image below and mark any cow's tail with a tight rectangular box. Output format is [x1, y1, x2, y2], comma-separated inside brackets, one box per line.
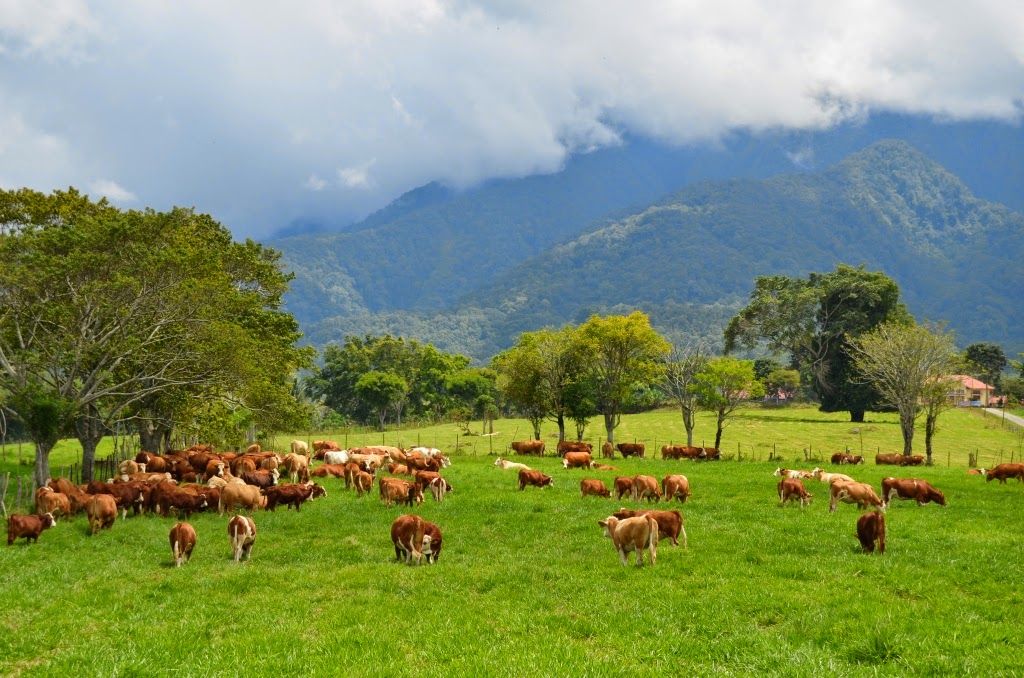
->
[173, 539, 181, 567]
[877, 513, 886, 554]
[647, 515, 659, 565]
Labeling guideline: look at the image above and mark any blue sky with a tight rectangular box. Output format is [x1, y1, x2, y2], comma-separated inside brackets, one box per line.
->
[1, 0, 1022, 239]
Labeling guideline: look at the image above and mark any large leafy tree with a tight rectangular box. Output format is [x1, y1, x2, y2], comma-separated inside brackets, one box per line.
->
[492, 341, 548, 440]
[577, 312, 670, 446]
[355, 371, 408, 431]
[0, 188, 313, 483]
[693, 357, 763, 450]
[963, 342, 1007, 390]
[849, 321, 957, 462]
[724, 264, 909, 422]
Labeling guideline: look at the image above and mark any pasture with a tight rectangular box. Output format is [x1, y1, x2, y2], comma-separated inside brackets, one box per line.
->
[3, 452, 1024, 675]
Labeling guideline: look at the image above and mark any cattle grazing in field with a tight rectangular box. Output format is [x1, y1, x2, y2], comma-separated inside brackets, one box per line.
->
[510, 440, 545, 456]
[602, 442, 614, 458]
[263, 482, 327, 511]
[662, 445, 704, 460]
[86, 480, 148, 519]
[86, 494, 118, 535]
[612, 508, 686, 548]
[613, 476, 634, 500]
[773, 468, 814, 479]
[354, 471, 375, 497]
[562, 452, 594, 470]
[778, 478, 813, 507]
[829, 480, 884, 513]
[701, 447, 721, 460]
[880, 477, 946, 507]
[966, 468, 987, 476]
[8, 513, 56, 545]
[156, 489, 209, 519]
[813, 469, 855, 485]
[241, 469, 280, 489]
[581, 478, 611, 499]
[598, 514, 659, 566]
[387, 463, 410, 476]
[518, 469, 553, 491]
[290, 440, 309, 457]
[421, 520, 443, 564]
[282, 454, 310, 483]
[379, 477, 424, 508]
[902, 455, 924, 466]
[616, 442, 645, 458]
[856, 510, 886, 554]
[310, 463, 347, 479]
[876, 452, 922, 466]
[414, 471, 452, 502]
[632, 475, 661, 503]
[219, 484, 266, 514]
[169, 522, 196, 567]
[35, 487, 71, 521]
[228, 515, 257, 562]
[662, 475, 690, 503]
[985, 463, 1024, 484]
[494, 457, 531, 472]
[557, 441, 592, 456]
[831, 452, 863, 465]
[391, 514, 430, 565]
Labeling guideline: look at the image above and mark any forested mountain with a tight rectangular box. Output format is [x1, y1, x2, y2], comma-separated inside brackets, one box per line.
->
[273, 114, 1024, 329]
[290, 139, 1023, 362]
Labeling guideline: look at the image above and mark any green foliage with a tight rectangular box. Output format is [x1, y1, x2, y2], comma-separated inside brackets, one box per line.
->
[354, 371, 409, 430]
[765, 369, 800, 399]
[693, 357, 764, 449]
[964, 342, 1008, 389]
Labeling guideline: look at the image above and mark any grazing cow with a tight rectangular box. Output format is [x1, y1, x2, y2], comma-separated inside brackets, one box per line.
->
[662, 445, 704, 460]
[901, 455, 924, 466]
[387, 463, 410, 476]
[880, 477, 947, 507]
[391, 514, 430, 565]
[612, 508, 686, 547]
[35, 487, 71, 521]
[701, 447, 722, 460]
[428, 477, 451, 502]
[831, 452, 863, 465]
[313, 440, 341, 452]
[966, 468, 987, 476]
[813, 469, 855, 485]
[778, 478, 813, 507]
[204, 460, 226, 481]
[856, 510, 886, 554]
[311, 464, 348, 479]
[557, 441, 592, 457]
[421, 520, 443, 564]
[602, 442, 614, 458]
[518, 469, 553, 490]
[263, 482, 326, 511]
[613, 476, 634, 500]
[662, 475, 690, 503]
[593, 464, 618, 471]
[379, 477, 423, 508]
[581, 478, 611, 499]
[86, 480, 148, 519]
[413, 470, 445, 492]
[632, 475, 661, 503]
[985, 463, 1024, 484]
[8, 513, 56, 545]
[169, 522, 197, 567]
[494, 457, 531, 472]
[241, 469, 280, 489]
[616, 443, 645, 459]
[228, 515, 257, 562]
[157, 490, 209, 519]
[598, 514, 659, 566]
[354, 471, 375, 497]
[219, 484, 266, 514]
[86, 494, 118, 535]
[773, 468, 814, 479]
[323, 450, 350, 466]
[349, 453, 391, 472]
[562, 452, 594, 470]
[875, 453, 904, 465]
[290, 440, 309, 457]
[829, 480, 884, 513]
[510, 440, 545, 456]
[282, 454, 310, 484]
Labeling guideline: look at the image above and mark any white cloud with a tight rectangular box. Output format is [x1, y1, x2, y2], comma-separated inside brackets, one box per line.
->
[88, 178, 136, 203]
[0, 0, 1021, 237]
[305, 174, 327, 191]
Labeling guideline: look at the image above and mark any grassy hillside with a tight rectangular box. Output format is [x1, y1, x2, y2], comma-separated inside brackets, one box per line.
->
[3, 446, 1023, 674]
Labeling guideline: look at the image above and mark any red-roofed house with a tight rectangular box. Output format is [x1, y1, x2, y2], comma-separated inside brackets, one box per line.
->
[947, 375, 995, 407]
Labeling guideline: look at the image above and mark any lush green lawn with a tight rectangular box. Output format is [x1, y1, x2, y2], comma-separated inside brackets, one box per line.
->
[3, 450, 1024, 675]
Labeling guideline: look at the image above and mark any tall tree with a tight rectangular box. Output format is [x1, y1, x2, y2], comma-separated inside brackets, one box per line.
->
[725, 264, 909, 422]
[660, 342, 709, 446]
[920, 375, 958, 464]
[849, 321, 957, 461]
[693, 357, 763, 450]
[963, 342, 1008, 389]
[355, 371, 408, 431]
[492, 342, 549, 440]
[577, 312, 670, 446]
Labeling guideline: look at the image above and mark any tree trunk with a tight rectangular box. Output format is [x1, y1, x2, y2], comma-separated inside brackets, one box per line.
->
[925, 415, 937, 466]
[557, 412, 566, 441]
[33, 440, 53, 487]
[531, 418, 541, 440]
[714, 412, 724, 450]
[900, 411, 915, 456]
[604, 412, 617, 447]
[138, 420, 162, 454]
[75, 405, 104, 483]
[849, 409, 865, 423]
[682, 406, 694, 446]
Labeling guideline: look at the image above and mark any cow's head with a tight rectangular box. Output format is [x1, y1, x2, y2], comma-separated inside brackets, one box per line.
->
[43, 512, 57, 528]
[598, 517, 619, 539]
[931, 488, 947, 506]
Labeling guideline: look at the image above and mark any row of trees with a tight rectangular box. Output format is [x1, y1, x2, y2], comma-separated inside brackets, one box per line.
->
[0, 188, 314, 485]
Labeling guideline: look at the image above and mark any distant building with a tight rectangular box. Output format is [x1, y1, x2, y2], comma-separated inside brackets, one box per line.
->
[946, 375, 995, 407]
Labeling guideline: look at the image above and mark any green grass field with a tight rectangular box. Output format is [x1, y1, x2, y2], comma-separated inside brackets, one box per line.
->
[2, 404, 1023, 675]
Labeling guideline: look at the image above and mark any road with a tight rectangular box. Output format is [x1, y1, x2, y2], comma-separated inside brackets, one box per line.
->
[983, 408, 1024, 429]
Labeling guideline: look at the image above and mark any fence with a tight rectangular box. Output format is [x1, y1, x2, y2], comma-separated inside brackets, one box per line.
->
[0, 448, 135, 517]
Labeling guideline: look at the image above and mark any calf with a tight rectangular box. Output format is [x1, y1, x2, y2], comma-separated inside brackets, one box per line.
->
[228, 515, 257, 562]
[856, 510, 886, 554]
[518, 469, 553, 490]
[86, 494, 118, 535]
[580, 478, 611, 499]
[829, 480, 884, 513]
[985, 463, 1024, 484]
[8, 513, 56, 545]
[612, 508, 686, 547]
[613, 476, 634, 500]
[602, 441, 614, 458]
[282, 454, 310, 483]
[387, 463, 411, 476]
[562, 452, 594, 470]
[632, 475, 661, 503]
[598, 514, 659, 566]
[380, 477, 423, 508]
[263, 482, 327, 511]
[880, 478, 946, 507]
[616, 443, 645, 459]
[421, 520, 443, 564]
[391, 514, 429, 565]
[354, 471, 375, 497]
[662, 475, 690, 503]
[428, 477, 451, 502]
[778, 478, 813, 507]
[494, 457, 531, 472]
[157, 490, 209, 519]
[169, 522, 197, 567]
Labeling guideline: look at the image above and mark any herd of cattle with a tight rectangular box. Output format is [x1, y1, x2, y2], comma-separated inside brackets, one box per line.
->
[7, 436, 1024, 568]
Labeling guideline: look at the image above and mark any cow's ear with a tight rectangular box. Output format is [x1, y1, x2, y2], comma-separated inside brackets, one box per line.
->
[598, 520, 607, 527]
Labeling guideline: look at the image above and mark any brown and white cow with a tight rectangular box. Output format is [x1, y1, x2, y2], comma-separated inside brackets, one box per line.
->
[8, 512, 56, 545]
[557, 441, 592, 457]
[228, 515, 257, 562]
[875, 453, 904, 465]
[632, 475, 661, 503]
[354, 471, 375, 497]
[881, 478, 946, 507]
[421, 520, 443, 564]
[616, 442, 645, 459]
[773, 468, 814, 479]
[856, 510, 886, 554]
[86, 494, 117, 535]
[169, 522, 196, 567]
[831, 452, 864, 465]
[580, 478, 611, 499]
[562, 452, 594, 470]
[379, 477, 423, 508]
[829, 480, 884, 513]
[518, 469, 553, 490]
[778, 478, 813, 507]
[612, 508, 686, 548]
[613, 476, 634, 500]
[241, 469, 280, 489]
[494, 457, 531, 472]
[662, 475, 690, 503]
[662, 445, 704, 460]
[282, 454, 310, 484]
[511, 440, 545, 456]
[391, 514, 429, 565]
[985, 463, 1024, 484]
[813, 469, 855, 485]
[598, 514, 659, 566]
